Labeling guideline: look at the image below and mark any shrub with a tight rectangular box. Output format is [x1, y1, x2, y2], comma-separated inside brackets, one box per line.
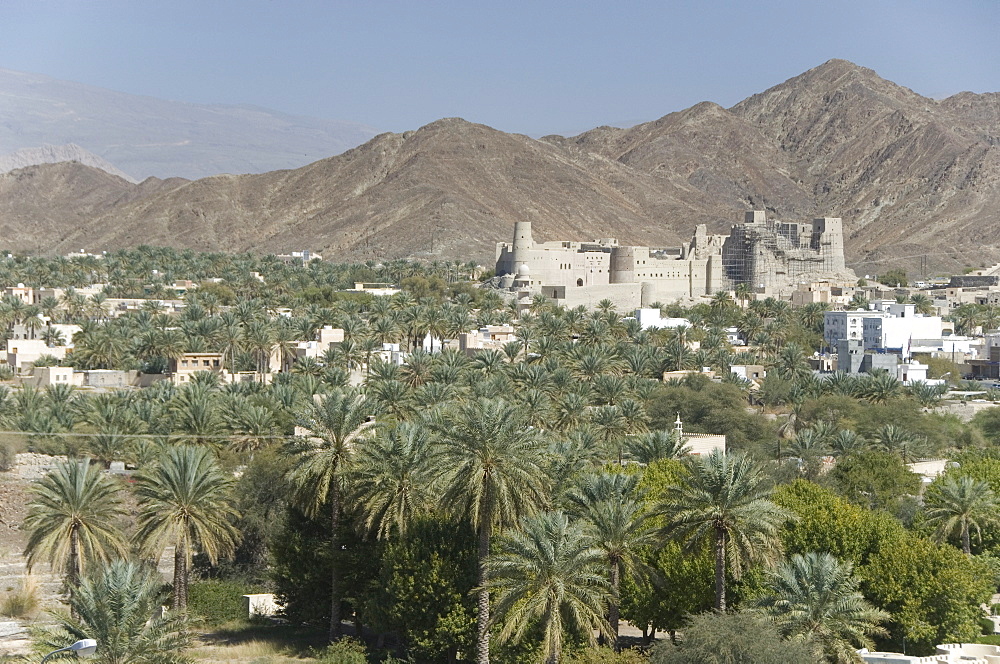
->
[0, 439, 17, 472]
[0, 366, 13, 381]
[564, 646, 648, 663]
[0, 575, 41, 619]
[187, 579, 266, 626]
[311, 638, 368, 664]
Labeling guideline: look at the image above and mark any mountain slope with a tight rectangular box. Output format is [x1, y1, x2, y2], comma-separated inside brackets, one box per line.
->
[0, 144, 137, 182]
[54, 118, 699, 261]
[0, 68, 378, 180]
[729, 60, 1000, 272]
[2, 61, 998, 275]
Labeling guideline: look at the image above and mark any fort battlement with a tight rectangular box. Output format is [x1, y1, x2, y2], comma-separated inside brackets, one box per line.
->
[494, 211, 854, 309]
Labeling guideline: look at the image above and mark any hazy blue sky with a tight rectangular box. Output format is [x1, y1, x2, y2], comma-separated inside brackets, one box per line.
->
[1, 0, 997, 136]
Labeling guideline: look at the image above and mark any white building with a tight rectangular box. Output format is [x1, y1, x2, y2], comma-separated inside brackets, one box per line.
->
[634, 308, 692, 330]
[863, 303, 943, 352]
[823, 310, 886, 347]
[6, 339, 67, 372]
[825, 303, 943, 352]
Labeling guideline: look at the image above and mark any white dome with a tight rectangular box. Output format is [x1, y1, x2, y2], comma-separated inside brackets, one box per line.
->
[517, 263, 530, 277]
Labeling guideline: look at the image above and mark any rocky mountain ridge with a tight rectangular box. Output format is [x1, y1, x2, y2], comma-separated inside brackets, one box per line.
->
[2, 60, 997, 275]
[0, 144, 137, 183]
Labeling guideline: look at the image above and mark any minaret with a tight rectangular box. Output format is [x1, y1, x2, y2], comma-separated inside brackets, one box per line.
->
[674, 413, 683, 440]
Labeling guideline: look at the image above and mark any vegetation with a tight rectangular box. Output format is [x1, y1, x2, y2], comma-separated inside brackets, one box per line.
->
[0, 250, 995, 662]
[32, 559, 191, 664]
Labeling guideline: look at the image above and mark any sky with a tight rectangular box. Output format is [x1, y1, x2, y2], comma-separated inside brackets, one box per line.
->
[1, 0, 998, 136]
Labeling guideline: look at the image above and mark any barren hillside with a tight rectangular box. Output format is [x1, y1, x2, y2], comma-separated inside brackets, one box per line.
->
[2, 60, 997, 274]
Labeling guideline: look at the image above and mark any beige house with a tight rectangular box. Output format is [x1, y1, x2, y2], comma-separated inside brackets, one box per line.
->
[169, 352, 224, 384]
[6, 339, 67, 372]
[4, 283, 33, 304]
[20, 366, 81, 388]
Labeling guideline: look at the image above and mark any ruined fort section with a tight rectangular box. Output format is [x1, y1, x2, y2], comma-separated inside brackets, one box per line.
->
[494, 211, 854, 309]
[721, 211, 852, 290]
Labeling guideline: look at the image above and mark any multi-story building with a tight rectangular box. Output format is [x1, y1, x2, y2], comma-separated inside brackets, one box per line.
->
[824, 303, 943, 352]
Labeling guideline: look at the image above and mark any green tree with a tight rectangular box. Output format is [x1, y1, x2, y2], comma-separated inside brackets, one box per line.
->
[923, 474, 1000, 555]
[351, 421, 433, 539]
[367, 516, 477, 663]
[134, 445, 240, 610]
[860, 533, 993, 653]
[488, 511, 611, 664]
[23, 460, 128, 587]
[625, 430, 689, 465]
[566, 473, 655, 649]
[33, 559, 191, 664]
[656, 450, 792, 611]
[650, 611, 819, 664]
[754, 552, 888, 663]
[830, 451, 921, 513]
[431, 397, 549, 664]
[286, 388, 377, 641]
[877, 269, 908, 287]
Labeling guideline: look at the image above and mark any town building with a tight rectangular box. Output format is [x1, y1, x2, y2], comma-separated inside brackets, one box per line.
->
[824, 303, 943, 352]
[168, 352, 224, 384]
[790, 280, 858, 308]
[494, 211, 854, 309]
[6, 339, 67, 372]
[4, 283, 32, 304]
[634, 308, 693, 330]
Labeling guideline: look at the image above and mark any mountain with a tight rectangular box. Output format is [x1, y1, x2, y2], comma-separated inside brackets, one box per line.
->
[728, 60, 1000, 274]
[0, 68, 379, 180]
[0, 144, 137, 182]
[2, 60, 998, 275]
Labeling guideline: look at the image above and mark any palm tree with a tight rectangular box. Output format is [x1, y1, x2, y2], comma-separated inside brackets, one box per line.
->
[351, 421, 433, 539]
[590, 405, 628, 465]
[923, 475, 1000, 555]
[656, 450, 792, 611]
[37, 559, 191, 664]
[170, 382, 222, 444]
[910, 293, 934, 315]
[431, 398, 549, 664]
[134, 445, 240, 610]
[753, 552, 888, 663]
[286, 388, 378, 641]
[487, 511, 611, 664]
[565, 473, 655, 649]
[24, 460, 128, 587]
[625, 430, 690, 464]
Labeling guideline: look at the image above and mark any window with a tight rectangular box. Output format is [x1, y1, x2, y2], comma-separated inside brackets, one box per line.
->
[577, 278, 584, 287]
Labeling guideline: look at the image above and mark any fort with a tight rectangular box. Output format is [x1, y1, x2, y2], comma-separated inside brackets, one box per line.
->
[495, 211, 855, 308]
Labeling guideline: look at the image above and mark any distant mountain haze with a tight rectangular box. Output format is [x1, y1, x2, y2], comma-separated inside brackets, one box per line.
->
[0, 68, 379, 180]
[1, 60, 997, 276]
[0, 144, 137, 183]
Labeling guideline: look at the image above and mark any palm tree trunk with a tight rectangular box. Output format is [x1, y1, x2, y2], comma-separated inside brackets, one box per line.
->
[476, 519, 492, 664]
[173, 533, 188, 610]
[547, 636, 560, 664]
[714, 526, 726, 612]
[962, 522, 972, 555]
[68, 527, 80, 619]
[609, 558, 621, 651]
[329, 480, 343, 642]
[68, 527, 80, 587]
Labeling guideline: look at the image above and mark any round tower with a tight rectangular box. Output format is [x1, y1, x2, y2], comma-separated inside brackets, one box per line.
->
[610, 246, 636, 284]
[511, 221, 534, 267]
